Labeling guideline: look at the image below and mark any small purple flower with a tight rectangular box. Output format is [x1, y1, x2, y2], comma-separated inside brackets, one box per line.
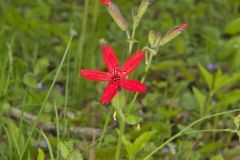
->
[37, 82, 44, 90]
[39, 140, 47, 149]
[207, 63, 219, 71]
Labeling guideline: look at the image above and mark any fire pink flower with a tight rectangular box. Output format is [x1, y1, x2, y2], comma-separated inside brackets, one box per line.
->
[80, 46, 147, 104]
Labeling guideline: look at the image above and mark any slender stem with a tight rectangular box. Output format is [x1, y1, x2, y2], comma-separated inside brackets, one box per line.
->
[182, 129, 236, 136]
[127, 53, 153, 113]
[53, 101, 60, 160]
[63, 51, 70, 136]
[143, 108, 240, 160]
[128, 21, 137, 55]
[115, 118, 125, 160]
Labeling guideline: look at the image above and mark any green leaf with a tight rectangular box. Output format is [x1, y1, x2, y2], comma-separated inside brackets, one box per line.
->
[193, 87, 206, 115]
[213, 69, 225, 92]
[214, 72, 240, 92]
[23, 73, 38, 88]
[179, 92, 198, 111]
[34, 57, 49, 75]
[58, 141, 70, 159]
[218, 89, 240, 105]
[58, 140, 82, 160]
[37, 148, 45, 160]
[69, 150, 83, 160]
[200, 142, 224, 153]
[133, 131, 156, 153]
[122, 136, 134, 158]
[124, 114, 142, 125]
[112, 91, 126, 120]
[225, 18, 240, 35]
[198, 63, 213, 90]
[210, 155, 224, 160]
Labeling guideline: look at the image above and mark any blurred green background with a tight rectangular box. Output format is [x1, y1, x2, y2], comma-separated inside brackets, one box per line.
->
[0, 0, 240, 159]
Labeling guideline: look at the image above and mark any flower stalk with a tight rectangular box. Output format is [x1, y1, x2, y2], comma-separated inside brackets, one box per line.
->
[128, 0, 150, 54]
[112, 91, 126, 160]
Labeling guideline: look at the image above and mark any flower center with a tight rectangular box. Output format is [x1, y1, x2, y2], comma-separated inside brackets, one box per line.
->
[113, 75, 121, 82]
[112, 69, 122, 83]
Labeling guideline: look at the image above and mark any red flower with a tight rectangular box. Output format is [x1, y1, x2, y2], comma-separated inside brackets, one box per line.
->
[80, 46, 147, 104]
[101, 0, 111, 5]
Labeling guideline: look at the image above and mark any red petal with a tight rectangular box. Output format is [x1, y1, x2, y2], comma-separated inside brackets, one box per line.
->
[102, 46, 119, 75]
[120, 79, 147, 93]
[80, 70, 111, 81]
[120, 50, 144, 76]
[101, 83, 118, 104]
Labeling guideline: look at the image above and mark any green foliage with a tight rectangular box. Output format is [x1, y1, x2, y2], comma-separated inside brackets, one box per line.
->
[198, 64, 213, 90]
[0, 0, 240, 159]
[225, 18, 240, 35]
[210, 155, 224, 160]
[193, 87, 206, 116]
[122, 131, 156, 160]
[58, 141, 83, 160]
[23, 73, 38, 88]
[37, 148, 45, 160]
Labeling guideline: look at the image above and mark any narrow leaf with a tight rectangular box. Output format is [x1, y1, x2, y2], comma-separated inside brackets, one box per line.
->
[193, 87, 206, 115]
[198, 63, 213, 90]
[133, 131, 156, 153]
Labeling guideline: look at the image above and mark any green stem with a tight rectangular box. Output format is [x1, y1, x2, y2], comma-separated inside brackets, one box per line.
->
[127, 53, 153, 113]
[143, 108, 240, 160]
[128, 21, 137, 55]
[115, 118, 125, 160]
[182, 129, 236, 136]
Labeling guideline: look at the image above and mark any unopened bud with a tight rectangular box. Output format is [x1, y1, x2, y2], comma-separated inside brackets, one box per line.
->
[148, 30, 156, 47]
[234, 114, 240, 130]
[137, 0, 150, 20]
[102, 0, 128, 32]
[157, 23, 188, 46]
[155, 32, 162, 46]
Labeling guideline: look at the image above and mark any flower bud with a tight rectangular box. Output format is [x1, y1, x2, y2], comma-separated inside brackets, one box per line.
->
[157, 23, 188, 46]
[101, 0, 128, 32]
[155, 32, 162, 47]
[148, 30, 156, 47]
[234, 114, 240, 130]
[137, 0, 150, 20]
